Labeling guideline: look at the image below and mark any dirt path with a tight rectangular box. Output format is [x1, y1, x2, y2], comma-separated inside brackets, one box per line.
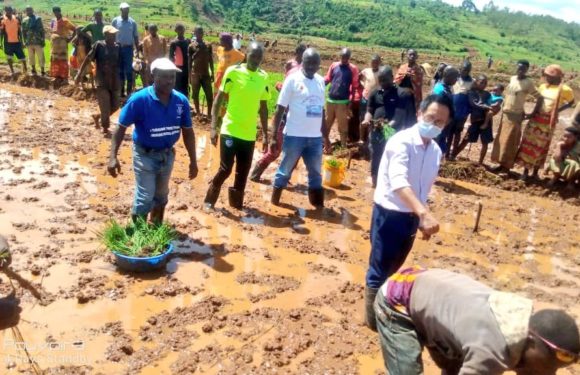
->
[0, 83, 579, 374]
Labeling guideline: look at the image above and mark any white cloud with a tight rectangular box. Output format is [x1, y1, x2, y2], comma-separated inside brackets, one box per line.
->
[441, 0, 580, 23]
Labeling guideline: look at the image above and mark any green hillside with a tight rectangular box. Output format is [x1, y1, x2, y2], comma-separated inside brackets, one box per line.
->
[8, 0, 580, 70]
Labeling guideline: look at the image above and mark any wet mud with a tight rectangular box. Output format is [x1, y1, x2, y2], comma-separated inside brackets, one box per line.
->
[0, 76, 579, 375]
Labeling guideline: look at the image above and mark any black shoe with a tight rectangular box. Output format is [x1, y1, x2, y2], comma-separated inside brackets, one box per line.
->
[364, 286, 379, 332]
[250, 163, 267, 183]
[308, 188, 324, 208]
[204, 184, 221, 209]
[228, 187, 244, 209]
[271, 187, 283, 206]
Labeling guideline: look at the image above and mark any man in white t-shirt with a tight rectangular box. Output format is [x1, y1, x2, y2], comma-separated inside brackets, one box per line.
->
[270, 48, 330, 208]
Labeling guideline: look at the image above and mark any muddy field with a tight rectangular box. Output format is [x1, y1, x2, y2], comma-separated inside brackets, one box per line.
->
[0, 68, 579, 375]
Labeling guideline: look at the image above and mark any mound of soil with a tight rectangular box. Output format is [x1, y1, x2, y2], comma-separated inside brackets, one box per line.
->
[440, 161, 502, 185]
[440, 161, 579, 204]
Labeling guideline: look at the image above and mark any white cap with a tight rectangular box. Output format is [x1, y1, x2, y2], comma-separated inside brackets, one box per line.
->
[119, 2, 130, 9]
[103, 25, 119, 34]
[150, 58, 182, 73]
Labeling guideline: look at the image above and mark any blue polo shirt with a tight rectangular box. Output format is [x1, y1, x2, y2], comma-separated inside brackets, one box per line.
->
[118, 86, 192, 149]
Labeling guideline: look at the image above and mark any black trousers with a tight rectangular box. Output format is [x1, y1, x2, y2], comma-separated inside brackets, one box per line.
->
[210, 135, 255, 192]
[174, 69, 189, 97]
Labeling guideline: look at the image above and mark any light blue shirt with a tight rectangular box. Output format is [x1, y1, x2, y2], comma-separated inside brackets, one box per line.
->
[111, 16, 138, 46]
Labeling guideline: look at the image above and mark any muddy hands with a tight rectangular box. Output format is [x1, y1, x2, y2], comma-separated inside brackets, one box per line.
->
[108, 157, 122, 177]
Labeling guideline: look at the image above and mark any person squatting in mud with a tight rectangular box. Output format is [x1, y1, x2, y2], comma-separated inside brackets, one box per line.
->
[204, 42, 270, 210]
[75, 25, 121, 134]
[364, 94, 451, 332]
[107, 57, 198, 224]
[546, 126, 580, 190]
[374, 266, 580, 375]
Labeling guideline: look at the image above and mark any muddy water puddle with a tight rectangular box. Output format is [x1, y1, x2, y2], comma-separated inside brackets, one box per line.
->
[0, 83, 579, 374]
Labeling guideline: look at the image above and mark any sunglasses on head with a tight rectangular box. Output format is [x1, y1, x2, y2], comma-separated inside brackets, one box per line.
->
[530, 330, 579, 365]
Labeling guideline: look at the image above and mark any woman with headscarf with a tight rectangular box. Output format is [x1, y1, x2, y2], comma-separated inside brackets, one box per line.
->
[516, 64, 575, 180]
[49, 6, 76, 81]
[394, 49, 423, 129]
[214, 32, 245, 90]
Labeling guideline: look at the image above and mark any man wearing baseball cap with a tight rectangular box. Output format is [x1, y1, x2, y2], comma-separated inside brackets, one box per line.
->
[108, 58, 199, 223]
[111, 2, 139, 97]
[75, 25, 122, 134]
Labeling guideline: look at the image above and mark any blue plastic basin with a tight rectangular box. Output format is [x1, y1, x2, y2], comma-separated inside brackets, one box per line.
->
[113, 243, 174, 272]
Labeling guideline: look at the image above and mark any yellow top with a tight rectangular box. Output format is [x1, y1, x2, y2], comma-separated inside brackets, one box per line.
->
[538, 83, 575, 115]
[216, 46, 245, 75]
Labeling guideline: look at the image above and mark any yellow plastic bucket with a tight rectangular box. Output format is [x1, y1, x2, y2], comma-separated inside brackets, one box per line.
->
[323, 157, 346, 187]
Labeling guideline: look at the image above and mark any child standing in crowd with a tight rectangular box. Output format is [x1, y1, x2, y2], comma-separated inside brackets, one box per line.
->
[480, 83, 504, 139]
[547, 127, 580, 190]
[452, 75, 493, 165]
[432, 66, 459, 154]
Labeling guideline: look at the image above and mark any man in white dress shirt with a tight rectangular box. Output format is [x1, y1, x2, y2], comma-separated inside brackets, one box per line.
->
[364, 94, 452, 331]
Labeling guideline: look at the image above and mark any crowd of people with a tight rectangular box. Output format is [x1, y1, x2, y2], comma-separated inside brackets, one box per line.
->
[2, 3, 580, 373]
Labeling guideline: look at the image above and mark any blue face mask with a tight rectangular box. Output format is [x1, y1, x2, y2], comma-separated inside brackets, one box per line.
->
[418, 121, 442, 139]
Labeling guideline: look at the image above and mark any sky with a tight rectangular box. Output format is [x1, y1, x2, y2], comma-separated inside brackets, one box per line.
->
[442, 0, 580, 23]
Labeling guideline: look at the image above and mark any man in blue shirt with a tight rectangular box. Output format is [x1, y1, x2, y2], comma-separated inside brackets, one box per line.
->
[111, 2, 139, 97]
[108, 58, 198, 224]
